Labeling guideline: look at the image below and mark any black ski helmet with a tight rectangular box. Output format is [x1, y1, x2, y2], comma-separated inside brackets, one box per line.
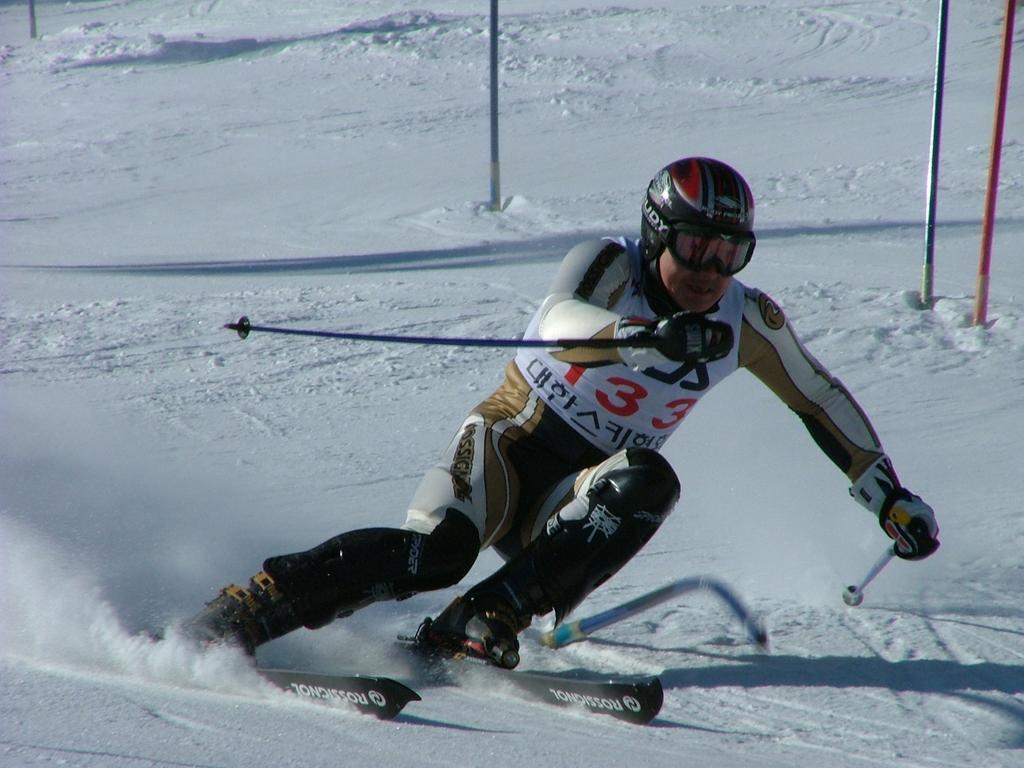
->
[640, 157, 755, 262]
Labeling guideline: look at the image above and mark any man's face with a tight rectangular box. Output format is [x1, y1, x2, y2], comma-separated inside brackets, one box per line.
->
[657, 248, 733, 313]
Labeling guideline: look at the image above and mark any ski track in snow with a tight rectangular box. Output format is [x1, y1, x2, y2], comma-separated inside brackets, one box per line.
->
[3, 0, 1024, 765]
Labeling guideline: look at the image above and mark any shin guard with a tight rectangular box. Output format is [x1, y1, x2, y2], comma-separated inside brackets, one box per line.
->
[462, 448, 679, 626]
[262, 508, 479, 629]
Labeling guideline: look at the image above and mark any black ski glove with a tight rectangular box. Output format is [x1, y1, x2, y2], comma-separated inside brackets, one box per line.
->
[617, 312, 733, 370]
[879, 488, 940, 560]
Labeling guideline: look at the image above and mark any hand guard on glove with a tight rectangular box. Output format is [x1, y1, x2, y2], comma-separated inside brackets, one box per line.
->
[879, 489, 940, 560]
[851, 456, 940, 561]
[616, 312, 734, 371]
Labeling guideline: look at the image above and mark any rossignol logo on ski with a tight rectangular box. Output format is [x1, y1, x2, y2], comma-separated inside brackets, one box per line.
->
[547, 687, 642, 714]
[259, 669, 422, 720]
[286, 682, 388, 709]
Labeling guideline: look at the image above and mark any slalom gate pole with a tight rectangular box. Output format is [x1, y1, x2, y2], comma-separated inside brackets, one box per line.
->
[224, 315, 660, 351]
[972, 0, 1017, 326]
[842, 547, 895, 607]
[919, 0, 949, 309]
[540, 576, 768, 650]
[489, 0, 501, 211]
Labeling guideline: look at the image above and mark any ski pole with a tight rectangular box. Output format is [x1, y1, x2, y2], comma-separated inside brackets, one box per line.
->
[842, 547, 895, 607]
[540, 576, 768, 650]
[224, 315, 660, 351]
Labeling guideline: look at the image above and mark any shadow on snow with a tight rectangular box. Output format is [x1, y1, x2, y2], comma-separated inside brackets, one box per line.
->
[7, 217, 1018, 276]
[56, 12, 461, 69]
[660, 653, 1024, 697]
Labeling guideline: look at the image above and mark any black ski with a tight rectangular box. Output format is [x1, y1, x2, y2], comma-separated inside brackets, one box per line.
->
[398, 632, 663, 725]
[261, 664, 661, 724]
[495, 668, 663, 725]
[258, 668, 421, 720]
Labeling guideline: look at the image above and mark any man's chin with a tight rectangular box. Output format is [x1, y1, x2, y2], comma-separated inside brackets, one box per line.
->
[674, 289, 723, 313]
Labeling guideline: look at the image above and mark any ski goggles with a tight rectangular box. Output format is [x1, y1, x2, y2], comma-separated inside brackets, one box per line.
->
[665, 224, 756, 276]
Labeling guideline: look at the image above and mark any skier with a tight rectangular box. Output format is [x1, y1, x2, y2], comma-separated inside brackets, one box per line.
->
[184, 157, 940, 667]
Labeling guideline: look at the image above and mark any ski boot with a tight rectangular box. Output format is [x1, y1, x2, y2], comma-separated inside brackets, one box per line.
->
[413, 594, 527, 669]
[181, 570, 303, 655]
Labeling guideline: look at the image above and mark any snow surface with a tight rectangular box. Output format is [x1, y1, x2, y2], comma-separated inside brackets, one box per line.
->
[2, 0, 1023, 765]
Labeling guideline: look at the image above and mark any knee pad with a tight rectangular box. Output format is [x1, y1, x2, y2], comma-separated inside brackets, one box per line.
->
[536, 448, 679, 621]
[588, 447, 679, 529]
[397, 509, 480, 592]
[550, 448, 679, 538]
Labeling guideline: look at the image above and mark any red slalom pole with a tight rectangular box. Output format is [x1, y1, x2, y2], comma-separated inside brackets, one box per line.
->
[973, 0, 1018, 326]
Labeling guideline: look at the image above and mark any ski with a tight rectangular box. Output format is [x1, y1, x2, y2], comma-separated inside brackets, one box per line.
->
[258, 668, 421, 720]
[398, 632, 663, 724]
[494, 668, 663, 725]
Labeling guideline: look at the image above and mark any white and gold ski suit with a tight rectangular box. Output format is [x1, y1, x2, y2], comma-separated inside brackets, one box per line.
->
[404, 237, 896, 560]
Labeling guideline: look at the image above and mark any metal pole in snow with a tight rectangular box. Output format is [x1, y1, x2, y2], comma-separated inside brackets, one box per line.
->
[973, 0, 1017, 326]
[540, 576, 768, 649]
[842, 548, 895, 607]
[489, 0, 502, 211]
[919, 0, 950, 310]
[28, 0, 37, 38]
